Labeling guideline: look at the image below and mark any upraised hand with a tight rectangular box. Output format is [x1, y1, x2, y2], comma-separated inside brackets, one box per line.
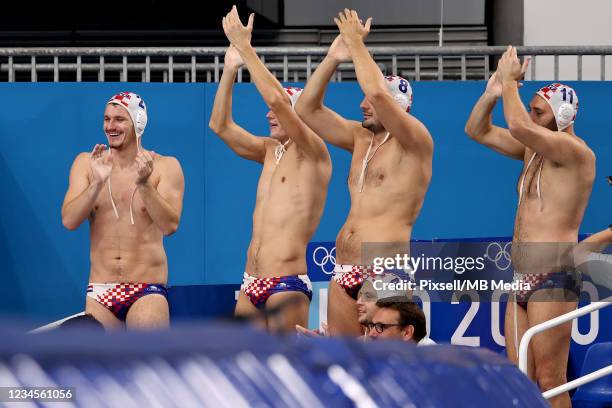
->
[327, 35, 352, 63]
[224, 44, 245, 71]
[485, 71, 503, 98]
[334, 9, 372, 46]
[90, 144, 113, 185]
[222, 5, 254, 51]
[497, 45, 530, 84]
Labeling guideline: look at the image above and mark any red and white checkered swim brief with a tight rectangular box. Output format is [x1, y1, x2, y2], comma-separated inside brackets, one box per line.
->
[332, 265, 376, 299]
[240, 272, 313, 309]
[512, 269, 581, 309]
[87, 282, 168, 321]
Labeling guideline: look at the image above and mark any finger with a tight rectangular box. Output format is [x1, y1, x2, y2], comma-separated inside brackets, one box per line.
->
[142, 151, 153, 163]
[365, 17, 372, 32]
[351, 9, 359, 21]
[232, 6, 242, 26]
[333, 17, 341, 28]
[91, 144, 99, 158]
[247, 13, 254, 31]
[521, 57, 531, 74]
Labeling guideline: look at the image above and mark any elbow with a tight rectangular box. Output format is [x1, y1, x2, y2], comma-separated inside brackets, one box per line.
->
[465, 124, 480, 141]
[368, 89, 388, 105]
[62, 216, 78, 231]
[208, 119, 224, 135]
[464, 122, 482, 141]
[268, 90, 289, 111]
[163, 219, 179, 236]
[507, 119, 531, 139]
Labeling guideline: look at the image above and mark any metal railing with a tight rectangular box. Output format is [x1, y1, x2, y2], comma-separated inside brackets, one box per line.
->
[0, 46, 610, 82]
[518, 296, 612, 400]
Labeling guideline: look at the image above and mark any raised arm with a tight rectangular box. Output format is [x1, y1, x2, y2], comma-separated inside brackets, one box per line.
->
[208, 44, 266, 163]
[465, 71, 526, 160]
[61, 145, 111, 230]
[580, 227, 612, 253]
[222, 6, 328, 160]
[498, 46, 593, 165]
[294, 35, 359, 152]
[335, 10, 432, 156]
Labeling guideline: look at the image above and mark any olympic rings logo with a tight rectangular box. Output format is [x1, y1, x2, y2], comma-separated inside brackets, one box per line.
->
[484, 242, 512, 271]
[312, 246, 337, 275]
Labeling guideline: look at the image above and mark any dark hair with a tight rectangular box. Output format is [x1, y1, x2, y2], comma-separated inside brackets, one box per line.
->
[375, 297, 427, 342]
[58, 314, 105, 331]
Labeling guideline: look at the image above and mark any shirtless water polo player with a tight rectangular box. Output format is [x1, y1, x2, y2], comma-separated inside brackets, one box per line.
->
[296, 9, 434, 336]
[210, 6, 331, 332]
[62, 92, 185, 330]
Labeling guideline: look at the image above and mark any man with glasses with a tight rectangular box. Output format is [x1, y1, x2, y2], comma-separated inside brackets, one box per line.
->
[367, 298, 431, 344]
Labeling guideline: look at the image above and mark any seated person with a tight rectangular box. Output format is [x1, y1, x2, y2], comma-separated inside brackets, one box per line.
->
[367, 297, 435, 346]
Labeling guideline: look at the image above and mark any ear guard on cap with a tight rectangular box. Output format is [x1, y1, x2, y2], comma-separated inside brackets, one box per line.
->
[107, 92, 148, 139]
[384, 75, 413, 112]
[535, 83, 578, 131]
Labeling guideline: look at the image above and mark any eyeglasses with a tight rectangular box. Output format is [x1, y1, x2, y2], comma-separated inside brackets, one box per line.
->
[367, 322, 404, 333]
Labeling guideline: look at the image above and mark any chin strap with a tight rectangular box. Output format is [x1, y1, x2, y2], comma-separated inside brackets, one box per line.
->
[274, 139, 292, 164]
[518, 152, 544, 209]
[358, 132, 390, 193]
[107, 140, 142, 225]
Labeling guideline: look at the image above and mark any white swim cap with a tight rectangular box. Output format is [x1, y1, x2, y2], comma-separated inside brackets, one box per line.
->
[384, 75, 413, 112]
[107, 92, 148, 138]
[284, 86, 303, 108]
[535, 83, 578, 131]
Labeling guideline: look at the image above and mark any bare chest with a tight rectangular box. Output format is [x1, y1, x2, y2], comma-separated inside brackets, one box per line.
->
[348, 140, 407, 191]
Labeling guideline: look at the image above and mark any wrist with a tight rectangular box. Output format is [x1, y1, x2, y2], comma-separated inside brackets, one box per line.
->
[224, 65, 239, 74]
[324, 54, 342, 66]
[483, 90, 500, 100]
[234, 42, 252, 55]
[342, 36, 361, 48]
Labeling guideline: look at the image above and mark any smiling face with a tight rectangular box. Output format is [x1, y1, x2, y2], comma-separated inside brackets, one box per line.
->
[356, 281, 379, 325]
[529, 95, 557, 131]
[103, 103, 136, 149]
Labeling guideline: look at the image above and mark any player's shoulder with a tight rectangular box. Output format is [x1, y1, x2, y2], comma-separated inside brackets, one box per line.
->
[72, 151, 91, 166]
[568, 133, 596, 165]
[152, 152, 183, 172]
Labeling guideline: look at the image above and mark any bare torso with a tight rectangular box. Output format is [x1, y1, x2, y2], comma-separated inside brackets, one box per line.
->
[88, 155, 168, 284]
[246, 140, 331, 277]
[512, 143, 595, 273]
[336, 128, 432, 264]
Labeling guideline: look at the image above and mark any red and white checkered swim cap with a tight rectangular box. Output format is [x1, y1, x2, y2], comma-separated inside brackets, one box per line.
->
[535, 83, 578, 131]
[107, 92, 148, 138]
[284, 86, 303, 108]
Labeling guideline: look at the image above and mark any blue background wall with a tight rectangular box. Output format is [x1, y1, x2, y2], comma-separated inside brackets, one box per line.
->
[0, 81, 610, 322]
